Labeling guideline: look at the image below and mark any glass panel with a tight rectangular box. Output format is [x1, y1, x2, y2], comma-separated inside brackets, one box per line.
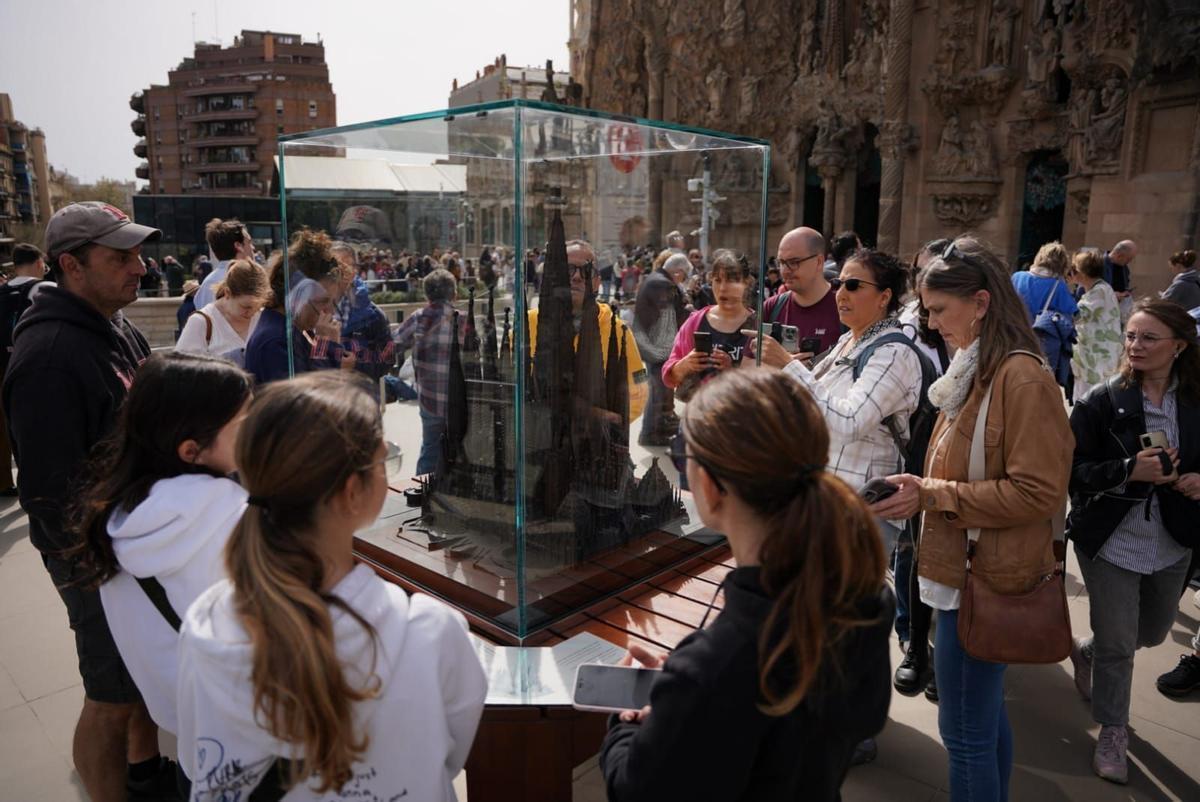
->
[278, 101, 768, 642]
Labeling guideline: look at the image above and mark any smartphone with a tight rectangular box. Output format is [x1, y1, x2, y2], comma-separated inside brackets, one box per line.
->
[860, 477, 900, 505]
[799, 336, 822, 355]
[779, 324, 800, 354]
[572, 663, 660, 713]
[693, 330, 712, 354]
[1139, 431, 1169, 451]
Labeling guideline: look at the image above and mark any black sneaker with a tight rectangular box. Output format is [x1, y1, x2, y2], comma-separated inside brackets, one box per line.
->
[127, 756, 184, 802]
[1156, 654, 1200, 698]
[894, 645, 932, 696]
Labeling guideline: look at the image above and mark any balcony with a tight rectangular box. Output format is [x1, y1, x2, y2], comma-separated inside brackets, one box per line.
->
[130, 92, 145, 113]
[188, 162, 260, 173]
[182, 83, 259, 97]
[131, 117, 146, 136]
[135, 162, 150, 180]
[182, 108, 259, 124]
[187, 135, 258, 148]
[133, 139, 148, 158]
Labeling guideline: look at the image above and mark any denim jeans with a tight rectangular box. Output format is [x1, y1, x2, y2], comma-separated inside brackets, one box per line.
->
[893, 528, 914, 642]
[935, 609, 1013, 802]
[416, 408, 447, 476]
[1075, 546, 1191, 726]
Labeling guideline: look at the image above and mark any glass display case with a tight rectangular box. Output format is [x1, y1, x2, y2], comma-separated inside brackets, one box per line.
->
[278, 100, 770, 643]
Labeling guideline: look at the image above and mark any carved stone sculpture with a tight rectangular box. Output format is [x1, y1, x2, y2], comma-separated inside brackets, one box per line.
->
[705, 64, 729, 120]
[721, 0, 745, 48]
[988, 0, 1020, 67]
[966, 121, 998, 176]
[931, 190, 1000, 227]
[1085, 77, 1128, 164]
[934, 115, 966, 175]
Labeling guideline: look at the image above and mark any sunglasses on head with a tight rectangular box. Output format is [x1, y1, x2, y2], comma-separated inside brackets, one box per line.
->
[830, 277, 879, 292]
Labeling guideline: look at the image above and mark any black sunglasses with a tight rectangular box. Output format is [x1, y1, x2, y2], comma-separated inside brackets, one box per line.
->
[567, 260, 595, 278]
[830, 277, 880, 292]
[669, 433, 726, 494]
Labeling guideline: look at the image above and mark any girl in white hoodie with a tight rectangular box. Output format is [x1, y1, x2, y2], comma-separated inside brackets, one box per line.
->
[176, 370, 486, 801]
[71, 352, 253, 781]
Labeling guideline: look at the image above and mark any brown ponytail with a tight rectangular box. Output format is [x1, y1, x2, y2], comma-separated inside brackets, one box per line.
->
[683, 368, 887, 715]
[225, 371, 383, 791]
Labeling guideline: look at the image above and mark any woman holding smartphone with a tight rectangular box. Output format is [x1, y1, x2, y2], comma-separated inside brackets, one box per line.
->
[1065, 298, 1200, 785]
[600, 368, 893, 802]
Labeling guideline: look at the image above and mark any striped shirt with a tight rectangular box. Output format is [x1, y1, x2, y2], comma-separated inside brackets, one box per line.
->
[1099, 384, 1192, 574]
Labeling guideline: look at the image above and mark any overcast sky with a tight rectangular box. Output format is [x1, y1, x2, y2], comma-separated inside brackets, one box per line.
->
[0, 0, 570, 184]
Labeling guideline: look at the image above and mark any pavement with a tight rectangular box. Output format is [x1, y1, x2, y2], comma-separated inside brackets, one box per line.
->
[1, 429, 1198, 800]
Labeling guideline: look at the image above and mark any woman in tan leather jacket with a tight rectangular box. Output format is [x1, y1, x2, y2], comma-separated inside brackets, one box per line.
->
[871, 236, 1073, 802]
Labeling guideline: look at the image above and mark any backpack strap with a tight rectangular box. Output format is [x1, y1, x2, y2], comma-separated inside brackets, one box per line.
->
[768, 294, 788, 324]
[135, 576, 182, 632]
[195, 310, 213, 346]
[851, 331, 929, 453]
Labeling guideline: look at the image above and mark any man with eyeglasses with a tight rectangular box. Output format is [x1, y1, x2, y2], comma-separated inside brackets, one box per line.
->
[527, 239, 648, 423]
[761, 227, 844, 360]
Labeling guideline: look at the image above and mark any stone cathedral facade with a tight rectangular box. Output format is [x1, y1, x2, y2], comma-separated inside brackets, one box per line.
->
[570, 0, 1199, 292]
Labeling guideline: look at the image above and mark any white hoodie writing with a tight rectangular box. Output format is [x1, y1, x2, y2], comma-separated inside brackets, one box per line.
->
[177, 564, 487, 800]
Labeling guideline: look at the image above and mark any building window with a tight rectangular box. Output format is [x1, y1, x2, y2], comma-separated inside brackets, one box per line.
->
[158, 182, 165, 193]
[154, 107, 160, 120]
[231, 96, 245, 110]
[156, 135, 162, 145]
[276, 99, 284, 115]
[308, 100, 318, 118]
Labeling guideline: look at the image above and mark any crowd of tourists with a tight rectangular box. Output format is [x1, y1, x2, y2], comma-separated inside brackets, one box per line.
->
[0, 200, 1197, 801]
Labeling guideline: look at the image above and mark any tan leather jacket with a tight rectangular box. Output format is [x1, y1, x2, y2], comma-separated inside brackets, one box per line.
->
[917, 353, 1073, 595]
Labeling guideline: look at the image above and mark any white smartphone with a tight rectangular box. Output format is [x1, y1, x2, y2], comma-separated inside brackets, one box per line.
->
[571, 663, 660, 714]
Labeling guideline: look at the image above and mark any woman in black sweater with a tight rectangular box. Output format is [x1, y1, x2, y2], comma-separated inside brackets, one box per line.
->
[600, 367, 894, 802]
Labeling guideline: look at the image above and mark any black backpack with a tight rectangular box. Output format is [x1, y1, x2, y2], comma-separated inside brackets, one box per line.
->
[851, 331, 940, 476]
[0, 277, 44, 373]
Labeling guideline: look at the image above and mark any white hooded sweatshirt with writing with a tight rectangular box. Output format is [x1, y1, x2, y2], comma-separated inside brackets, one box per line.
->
[176, 563, 487, 800]
[100, 473, 247, 735]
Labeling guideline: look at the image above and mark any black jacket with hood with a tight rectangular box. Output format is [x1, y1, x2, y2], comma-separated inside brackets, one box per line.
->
[600, 566, 893, 802]
[1067, 374, 1200, 557]
[2, 285, 149, 553]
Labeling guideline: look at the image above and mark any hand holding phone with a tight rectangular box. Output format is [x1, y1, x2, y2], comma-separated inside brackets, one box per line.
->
[860, 477, 900, 505]
[573, 663, 661, 714]
[693, 330, 712, 354]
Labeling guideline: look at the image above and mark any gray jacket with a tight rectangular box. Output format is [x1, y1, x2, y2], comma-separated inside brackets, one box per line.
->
[1162, 270, 1200, 311]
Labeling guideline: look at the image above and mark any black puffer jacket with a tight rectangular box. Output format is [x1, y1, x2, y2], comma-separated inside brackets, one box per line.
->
[600, 567, 893, 802]
[1067, 375, 1200, 558]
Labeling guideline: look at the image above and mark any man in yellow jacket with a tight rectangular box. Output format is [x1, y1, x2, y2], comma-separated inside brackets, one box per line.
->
[527, 239, 648, 423]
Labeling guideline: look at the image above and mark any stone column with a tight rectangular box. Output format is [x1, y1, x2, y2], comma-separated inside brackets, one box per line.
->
[876, 0, 916, 255]
[817, 163, 842, 237]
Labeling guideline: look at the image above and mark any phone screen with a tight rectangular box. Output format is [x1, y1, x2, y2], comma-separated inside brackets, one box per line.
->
[693, 331, 712, 354]
[573, 664, 659, 711]
[800, 336, 822, 354]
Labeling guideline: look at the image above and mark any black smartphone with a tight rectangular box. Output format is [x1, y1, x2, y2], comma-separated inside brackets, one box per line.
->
[800, 336, 822, 354]
[572, 663, 660, 713]
[693, 330, 712, 354]
[860, 477, 900, 505]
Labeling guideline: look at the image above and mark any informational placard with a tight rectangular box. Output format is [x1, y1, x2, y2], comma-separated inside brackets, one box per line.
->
[471, 631, 628, 706]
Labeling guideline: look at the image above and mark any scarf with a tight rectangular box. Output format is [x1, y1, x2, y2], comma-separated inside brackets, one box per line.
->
[928, 338, 980, 419]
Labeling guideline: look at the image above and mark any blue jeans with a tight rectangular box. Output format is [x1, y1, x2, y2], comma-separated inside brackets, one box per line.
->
[893, 536, 913, 642]
[935, 609, 1013, 802]
[417, 408, 446, 476]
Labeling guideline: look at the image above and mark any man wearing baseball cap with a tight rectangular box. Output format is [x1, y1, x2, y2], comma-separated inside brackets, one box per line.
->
[3, 202, 176, 800]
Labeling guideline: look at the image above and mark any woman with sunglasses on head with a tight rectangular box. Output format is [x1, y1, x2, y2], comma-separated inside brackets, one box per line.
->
[1065, 298, 1200, 784]
[601, 368, 893, 802]
[869, 236, 1073, 802]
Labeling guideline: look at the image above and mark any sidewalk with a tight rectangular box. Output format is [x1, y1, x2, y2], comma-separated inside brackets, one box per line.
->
[1, 492, 1197, 801]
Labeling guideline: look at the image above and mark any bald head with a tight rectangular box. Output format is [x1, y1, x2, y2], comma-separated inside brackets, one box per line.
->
[779, 227, 827, 261]
[1110, 239, 1137, 266]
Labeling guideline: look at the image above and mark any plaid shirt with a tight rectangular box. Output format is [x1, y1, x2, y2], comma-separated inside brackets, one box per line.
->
[783, 320, 922, 490]
[393, 302, 461, 418]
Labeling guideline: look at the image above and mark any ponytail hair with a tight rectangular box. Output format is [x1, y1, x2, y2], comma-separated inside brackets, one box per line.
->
[225, 370, 384, 792]
[69, 352, 252, 588]
[683, 368, 887, 715]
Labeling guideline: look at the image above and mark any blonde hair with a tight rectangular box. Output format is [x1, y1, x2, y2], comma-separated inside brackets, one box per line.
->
[225, 371, 383, 792]
[1032, 241, 1070, 278]
[214, 259, 268, 300]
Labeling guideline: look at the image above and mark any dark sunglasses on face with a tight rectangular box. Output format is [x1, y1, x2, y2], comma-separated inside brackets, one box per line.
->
[830, 277, 880, 292]
[669, 433, 726, 494]
[568, 260, 595, 278]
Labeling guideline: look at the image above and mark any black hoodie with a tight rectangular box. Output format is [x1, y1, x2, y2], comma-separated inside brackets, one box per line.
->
[2, 285, 149, 553]
[600, 567, 893, 802]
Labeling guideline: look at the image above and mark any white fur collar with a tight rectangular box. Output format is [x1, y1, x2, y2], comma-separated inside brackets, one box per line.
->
[928, 339, 980, 419]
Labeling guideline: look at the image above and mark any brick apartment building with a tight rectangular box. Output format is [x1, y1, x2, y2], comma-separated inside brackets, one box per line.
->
[132, 30, 336, 196]
[0, 93, 52, 248]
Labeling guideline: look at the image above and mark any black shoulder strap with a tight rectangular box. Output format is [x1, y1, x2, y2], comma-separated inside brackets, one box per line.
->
[769, 293, 788, 324]
[136, 576, 182, 632]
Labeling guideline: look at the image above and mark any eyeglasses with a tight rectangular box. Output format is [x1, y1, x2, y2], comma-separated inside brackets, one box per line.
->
[567, 260, 595, 278]
[778, 253, 820, 272]
[1124, 332, 1176, 345]
[830, 277, 880, 292]
[668, 433, 726, 494]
